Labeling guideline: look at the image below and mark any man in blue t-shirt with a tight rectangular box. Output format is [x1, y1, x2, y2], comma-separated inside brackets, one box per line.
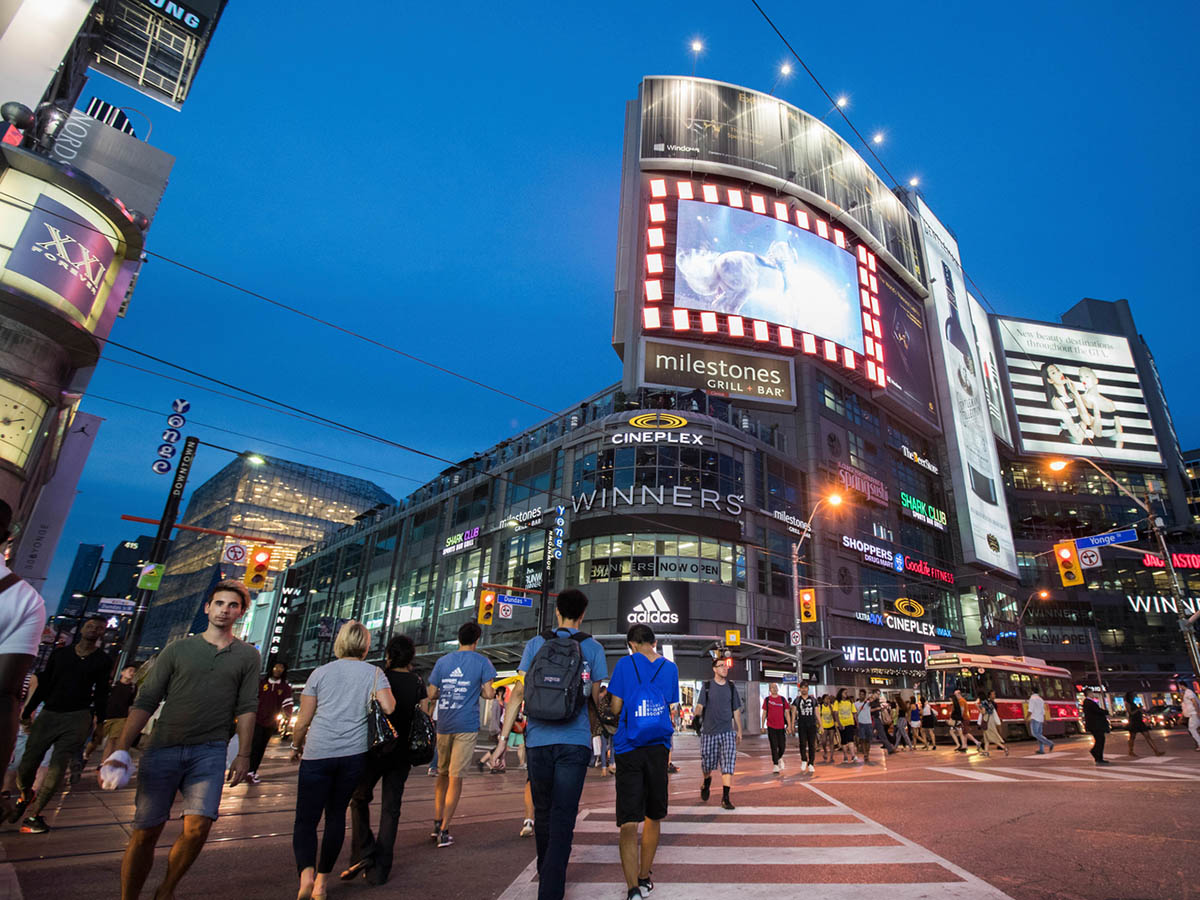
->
[607, 623, 679, 900]
[489, 589, 607, 900]
[428, 621, 496, 848]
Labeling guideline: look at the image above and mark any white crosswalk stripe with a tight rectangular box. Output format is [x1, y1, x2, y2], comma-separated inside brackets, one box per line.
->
[926, 767, 1017, 781]
[923, 763, 1200, 783]
[496, 788, 1015, 899]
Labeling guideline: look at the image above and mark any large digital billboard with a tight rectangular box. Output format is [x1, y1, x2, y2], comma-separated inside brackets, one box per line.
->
[674, 199, 863, 353]
[877, 268, 937, 425]
[995, 318, 1162, 465]
[917, 198, 1017, 576]
[968, 295, 1013, 446]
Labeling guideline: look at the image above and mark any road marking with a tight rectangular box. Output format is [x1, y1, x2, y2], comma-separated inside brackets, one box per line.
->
[573, 819, 881, 835]
[982, 767, 1086, 781]
[566, 844, 936, 864]
[499, 884, 1012, 899]
[924, 767, 1018, 782]
[1041, 766, 1152, 781]
[667, 805, 853, 815]
[1108, 765, 1200, 780]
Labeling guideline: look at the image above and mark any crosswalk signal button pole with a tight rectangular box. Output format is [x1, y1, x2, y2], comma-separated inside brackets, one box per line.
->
[478, 590, 496, 625]
[1054, 541, 1084, 587]
[243, 547, 271, 590]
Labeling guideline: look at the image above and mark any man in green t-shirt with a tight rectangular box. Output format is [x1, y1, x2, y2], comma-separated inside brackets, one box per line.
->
[105, 580, 260, 900]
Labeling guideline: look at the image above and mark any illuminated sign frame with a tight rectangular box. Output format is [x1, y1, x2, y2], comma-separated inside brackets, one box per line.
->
[442, 526, 481, 557]
[639, 176, 887, 388]
[899, 491, 948, 532]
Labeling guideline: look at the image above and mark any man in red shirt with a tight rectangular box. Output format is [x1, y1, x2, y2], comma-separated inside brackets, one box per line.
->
[760, 683, 792, 774]
[246, 662, 292, 784]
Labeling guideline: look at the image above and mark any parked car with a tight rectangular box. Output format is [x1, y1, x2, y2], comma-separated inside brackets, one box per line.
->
[1109, 713, 1129, 731]
[1146, 704, 1183, 728]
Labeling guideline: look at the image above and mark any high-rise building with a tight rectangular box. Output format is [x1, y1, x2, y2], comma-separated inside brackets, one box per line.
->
[138, 455, 394, 654]
[58, 543, 103, 616]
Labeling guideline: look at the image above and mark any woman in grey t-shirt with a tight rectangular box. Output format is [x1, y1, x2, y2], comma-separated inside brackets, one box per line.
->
[290, 621, 395, 900]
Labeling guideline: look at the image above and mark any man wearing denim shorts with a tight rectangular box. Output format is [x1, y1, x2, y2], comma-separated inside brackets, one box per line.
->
[105, 580, 259, 900]
[693, 658, 742, 810]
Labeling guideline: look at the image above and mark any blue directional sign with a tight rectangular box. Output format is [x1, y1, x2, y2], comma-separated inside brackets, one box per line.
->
[1075, 528, 1139, 549]
[497, 593, 534, 608]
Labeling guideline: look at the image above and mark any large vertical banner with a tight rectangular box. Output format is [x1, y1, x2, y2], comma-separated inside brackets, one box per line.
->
[916, 200, 1017, 576]
[967, 294, 1013, 446]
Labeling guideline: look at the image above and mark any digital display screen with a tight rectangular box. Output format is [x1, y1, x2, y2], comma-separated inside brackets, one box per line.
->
[673, 199, 864, 352]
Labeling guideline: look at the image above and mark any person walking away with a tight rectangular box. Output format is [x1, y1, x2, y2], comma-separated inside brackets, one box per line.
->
[761, 683, 789, 774]
[1124, 691, 1164, 758]
[289, 621, 395, 899]
[427, 621, 497, 848]
[596, 684, 616, 774]
[96, 666, 138, 763]
[248, 661, 294, 784]
[104, 581, 260, 900]
[834, 689, 857, 763]
[868, 690, 897, 756]
[892, 697, 913, 751]
[792, 683, 817, 774]
[981, 690, 1009, 756]
[343, 633, 422, 885]
[605, 624, 679, 900]
[920, 695, 938, 749]
[1081, 689, 1110, 765]
[0, 501, 45, 824]
[817, 695, 837, 764]
[907, 697, 923, 749]
[486, 589, 608, 900]
[14, 615, 111, 833]
[1025, 687, 1054, 754]
[693, 658, 742, 807]
[853, 690, 871, 761]
[1182, 681, 1200, 751]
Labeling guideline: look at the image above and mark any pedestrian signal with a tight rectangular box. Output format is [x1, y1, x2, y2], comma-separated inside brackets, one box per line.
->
[243, 547, 271, 590]
[799, 588, 817, 623]
[1053, 541, 1084, 587]
[478, 590, 496, 625]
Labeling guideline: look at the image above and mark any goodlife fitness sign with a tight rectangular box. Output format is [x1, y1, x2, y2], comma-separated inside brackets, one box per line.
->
[841, 535, 955, 585]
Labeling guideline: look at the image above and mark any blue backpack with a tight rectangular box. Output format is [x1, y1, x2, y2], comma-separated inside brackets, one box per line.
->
[621, 657, 674, 747]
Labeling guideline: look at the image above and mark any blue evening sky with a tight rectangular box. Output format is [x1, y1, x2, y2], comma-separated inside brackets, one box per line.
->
[42, 1, 1200, 604]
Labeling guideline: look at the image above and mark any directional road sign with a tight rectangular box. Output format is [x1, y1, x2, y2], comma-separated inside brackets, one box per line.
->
[221, 543, 248, 565]
[1078, 547, 1103, 569]
[781, 674, 798, 683]
[496, 593, 533, 608]
[498, 603, 513, 619]
[97, 597, 136, 615]
[1075, 528, 1138, 549]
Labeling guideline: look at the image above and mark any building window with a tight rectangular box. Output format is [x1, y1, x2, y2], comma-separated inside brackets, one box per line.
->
[567, 533, 746, 588]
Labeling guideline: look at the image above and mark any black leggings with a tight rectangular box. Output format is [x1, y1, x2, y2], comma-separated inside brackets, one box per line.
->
[293, 753, 367, 874]
[248, 723, 273, 774]
[796, 722, 818, 765]
[767, 727, 787, 764]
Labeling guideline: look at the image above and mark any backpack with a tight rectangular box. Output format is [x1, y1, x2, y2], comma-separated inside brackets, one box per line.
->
[880, 704, 893, 726]
[620, 658, 673, 748]
[523, 629, 591, 723]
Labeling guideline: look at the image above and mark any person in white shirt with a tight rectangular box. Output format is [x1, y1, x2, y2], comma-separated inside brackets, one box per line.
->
[0, 500, 47, 822]
[1182, 683, 1200, 751]
[1025, 687, 1054, 754]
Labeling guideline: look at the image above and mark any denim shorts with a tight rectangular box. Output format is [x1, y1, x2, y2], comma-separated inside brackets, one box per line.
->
[133, 740, 227, 829]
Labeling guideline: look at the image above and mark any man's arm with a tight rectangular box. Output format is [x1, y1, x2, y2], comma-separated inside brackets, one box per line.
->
[486, 676, 524, 764]
[227, 711, 254, 785]
[733, 708, 743, 741]
[113, 708, 153, 755]
[20, 651, 55, 721]
[289, 694, 317, 759]
[91, 655, 113, 725]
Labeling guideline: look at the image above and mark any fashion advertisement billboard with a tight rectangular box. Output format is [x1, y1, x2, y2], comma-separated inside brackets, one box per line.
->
[967, 294, 1013, 446]
[995, 318, 1162, 465]
[877, 267, 937, 425]
[673, 198, 863, 352]
[915, 198, 1017, 576]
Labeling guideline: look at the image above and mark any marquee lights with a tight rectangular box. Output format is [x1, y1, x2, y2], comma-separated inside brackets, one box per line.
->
[641, 177, 886, 389]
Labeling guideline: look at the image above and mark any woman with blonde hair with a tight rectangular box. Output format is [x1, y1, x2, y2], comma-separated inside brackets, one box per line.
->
[290, 621, 395, 900]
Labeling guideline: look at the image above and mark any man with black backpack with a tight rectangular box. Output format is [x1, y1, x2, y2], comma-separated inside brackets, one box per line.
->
[693, 657, 742, 810]
[606, 623, 679, 900]
[488, 589, 607, 900]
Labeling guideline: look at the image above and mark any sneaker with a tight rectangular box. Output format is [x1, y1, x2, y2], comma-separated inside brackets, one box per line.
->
[7, 794, 30, 824]
[772, 764, 779, 774]
[519, 818, 533, 837]
[246, 771, 261, 784]
[1096, 759, 1111, 766]
[437, 829, 454, 847]
[700, 782, 710, 802]
[807, 763, 815, 774]
[627, 889, 643, 900]
[721, 795, 736, 811]
[431, 819, 442, 839]
[20, 815, 48, 834]
[666, 763, 678, 774]
[778, 758, 785, 771]
[638, 872, 653, 896]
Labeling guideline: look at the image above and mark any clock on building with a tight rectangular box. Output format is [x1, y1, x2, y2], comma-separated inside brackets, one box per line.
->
[0, 380, 49, 469]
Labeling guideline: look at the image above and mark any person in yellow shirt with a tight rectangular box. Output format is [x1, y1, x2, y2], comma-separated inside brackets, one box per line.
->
[834, 688, 857, 764]
[817, 695, 838, 764]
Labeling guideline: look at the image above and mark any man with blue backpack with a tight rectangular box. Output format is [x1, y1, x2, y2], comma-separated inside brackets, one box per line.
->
[489, 589, 607, 900]
[606, 623, 679, 900]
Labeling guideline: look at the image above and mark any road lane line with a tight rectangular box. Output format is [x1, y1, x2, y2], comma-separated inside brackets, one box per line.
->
[924, 767, 1018, 781]
[666, 805, 853, 815]
[572, 819, 883, 835]
[565, 844, 937, 864]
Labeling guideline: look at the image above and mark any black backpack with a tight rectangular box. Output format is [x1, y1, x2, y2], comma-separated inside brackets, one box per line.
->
[524, 629, 590, 723]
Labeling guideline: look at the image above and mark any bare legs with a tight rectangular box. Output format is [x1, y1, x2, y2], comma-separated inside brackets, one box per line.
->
[121, 816, 213, 900]
[619, 818, 661, 892]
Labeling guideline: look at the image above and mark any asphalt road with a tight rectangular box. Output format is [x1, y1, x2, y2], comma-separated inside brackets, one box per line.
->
[2, 728, 1197, 899]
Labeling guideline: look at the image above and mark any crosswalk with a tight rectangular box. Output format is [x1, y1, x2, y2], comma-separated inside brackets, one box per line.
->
[924, 757, 1200, 784]
[496, 785, 1015, 899]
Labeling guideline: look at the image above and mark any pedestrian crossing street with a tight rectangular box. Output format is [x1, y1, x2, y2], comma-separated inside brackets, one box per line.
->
[922, 755, 1200, 784]
[496, 784, 1015, 899]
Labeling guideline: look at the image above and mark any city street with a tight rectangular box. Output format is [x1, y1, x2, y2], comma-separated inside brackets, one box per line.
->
[3, 729, 1197, 900]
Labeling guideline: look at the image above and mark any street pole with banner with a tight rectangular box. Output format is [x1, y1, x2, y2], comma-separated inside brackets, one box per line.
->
[117, 435, 198, 673]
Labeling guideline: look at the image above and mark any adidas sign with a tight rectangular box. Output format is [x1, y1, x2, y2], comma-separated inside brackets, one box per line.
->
[626, 589, 679, 626]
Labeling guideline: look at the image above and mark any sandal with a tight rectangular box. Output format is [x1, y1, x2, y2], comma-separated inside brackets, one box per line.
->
[340, 859, 370, 881]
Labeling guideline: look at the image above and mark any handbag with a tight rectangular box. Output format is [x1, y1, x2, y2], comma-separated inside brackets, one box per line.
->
[366, 674, 399, 753]
[407, 674, 435, 766]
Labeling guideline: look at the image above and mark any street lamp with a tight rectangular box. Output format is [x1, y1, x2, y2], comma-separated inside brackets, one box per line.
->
[769, 62, 792, 95]
[1047, 457, 1200, 683]
[790, 493, 842, 686]
[1014, 589, 1049, 658]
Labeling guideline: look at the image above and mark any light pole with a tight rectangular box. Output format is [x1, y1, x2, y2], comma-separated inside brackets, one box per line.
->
[1048, 457, 1200, 682]
[1014, 589, 1049, 658]
[791, 493, 842, 687]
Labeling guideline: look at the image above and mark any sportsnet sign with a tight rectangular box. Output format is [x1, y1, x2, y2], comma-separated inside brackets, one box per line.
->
[618, 581, 690, 633]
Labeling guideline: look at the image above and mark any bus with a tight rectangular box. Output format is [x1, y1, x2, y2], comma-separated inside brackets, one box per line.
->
[923, 653, 1082, 740]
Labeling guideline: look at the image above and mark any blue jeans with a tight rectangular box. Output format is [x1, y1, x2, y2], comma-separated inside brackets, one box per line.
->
[599, 734, 614, 768]
[1030, 719, 1054, 751]
[133, 740, 227, 829]
[293, 753, 367, 874]
[526, 743, 591, 900]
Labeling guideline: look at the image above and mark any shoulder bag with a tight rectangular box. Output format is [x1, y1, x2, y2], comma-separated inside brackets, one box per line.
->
[408, 673, 435, 766]
[366, 669, 399, 753]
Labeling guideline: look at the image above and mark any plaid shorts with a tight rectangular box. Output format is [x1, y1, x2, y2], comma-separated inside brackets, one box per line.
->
[700, 731, 737, 774]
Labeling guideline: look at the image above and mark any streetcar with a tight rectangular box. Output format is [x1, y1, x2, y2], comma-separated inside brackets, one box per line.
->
[922, 652, 1082, 740]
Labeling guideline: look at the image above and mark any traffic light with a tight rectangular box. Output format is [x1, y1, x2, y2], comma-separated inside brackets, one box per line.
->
[799, 588, 817, 623]
[243, 547, 271, 590]
[1053, 541, 1084, 587]
[478, 589, 496, 626]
